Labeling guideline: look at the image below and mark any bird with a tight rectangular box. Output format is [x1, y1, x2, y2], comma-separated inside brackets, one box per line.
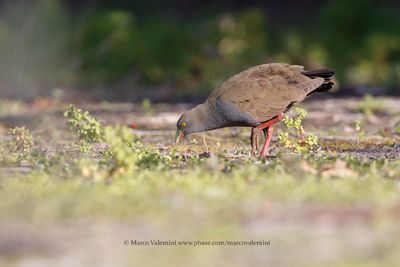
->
[176, 63, 334, 158]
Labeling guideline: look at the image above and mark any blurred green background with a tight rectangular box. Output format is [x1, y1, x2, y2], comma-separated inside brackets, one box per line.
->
[0, 0, 399, 100]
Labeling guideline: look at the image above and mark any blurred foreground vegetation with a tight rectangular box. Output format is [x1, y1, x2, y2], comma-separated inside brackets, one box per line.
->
[0, 102, 399, 224]
[0, 0, 400, 99]
[0, 95, 399, 266]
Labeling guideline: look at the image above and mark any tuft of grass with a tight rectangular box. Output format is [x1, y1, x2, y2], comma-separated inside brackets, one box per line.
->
[357, 94, 385, 116]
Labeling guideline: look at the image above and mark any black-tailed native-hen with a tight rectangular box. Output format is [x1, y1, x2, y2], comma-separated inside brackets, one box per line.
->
[176, 63, 334, 158]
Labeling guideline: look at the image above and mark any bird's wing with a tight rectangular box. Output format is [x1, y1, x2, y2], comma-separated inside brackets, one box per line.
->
[213, 63, 324, 122]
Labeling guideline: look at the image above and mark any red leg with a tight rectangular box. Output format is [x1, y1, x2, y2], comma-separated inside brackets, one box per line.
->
[251, 128, 262, 155]
[259, 126, 274, 158]
[255, 113, 284, 130]
[251, 113, 284, 158]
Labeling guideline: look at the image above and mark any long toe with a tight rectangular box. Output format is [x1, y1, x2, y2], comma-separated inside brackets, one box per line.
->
[259, 146, 269, 158]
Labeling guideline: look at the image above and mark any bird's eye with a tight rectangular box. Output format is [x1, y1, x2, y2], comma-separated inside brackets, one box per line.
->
[181, 122, 187, 128]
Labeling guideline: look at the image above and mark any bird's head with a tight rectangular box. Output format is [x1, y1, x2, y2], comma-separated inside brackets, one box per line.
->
[176, 112, 194, 143]
[175, 107, 207, 143]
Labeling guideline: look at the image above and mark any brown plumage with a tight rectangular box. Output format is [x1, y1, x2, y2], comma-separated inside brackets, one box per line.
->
[176, 63, 334, 158]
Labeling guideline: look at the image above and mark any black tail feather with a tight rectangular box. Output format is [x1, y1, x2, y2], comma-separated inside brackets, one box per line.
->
[302, 68, 334, 79]
[302, 68, 335, 95]
[307, 81, 334, 95]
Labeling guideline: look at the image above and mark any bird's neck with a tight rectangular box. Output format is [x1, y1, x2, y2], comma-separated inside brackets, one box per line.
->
[192, 102, 226, 132]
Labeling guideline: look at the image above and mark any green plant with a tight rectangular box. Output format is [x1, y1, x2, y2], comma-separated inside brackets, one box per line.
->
[103, 125, 139, 175]
[327, 128, 338, 136]
[64, 105, 104, 143]
[63, 105, 177, 174]
[394, 123, 400, 135]
[102, 125, 177, 176]
[277, 107, 319, 153]
[4, 127, 34, 163]
[357, 94, 385, 116]
[354, 119, 366, 139]
[283, 107, 307, 133]
[141, 98, 155, 116]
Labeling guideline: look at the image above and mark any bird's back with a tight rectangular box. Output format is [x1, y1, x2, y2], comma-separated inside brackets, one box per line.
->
[207, 63, 333, 125]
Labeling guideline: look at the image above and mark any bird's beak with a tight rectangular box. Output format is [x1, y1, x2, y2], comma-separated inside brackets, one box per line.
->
[175, 129, 185, 143]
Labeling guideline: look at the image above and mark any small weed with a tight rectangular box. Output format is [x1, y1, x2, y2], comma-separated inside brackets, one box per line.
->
[283, 107, 307, 133]
[4, 127, 34, 164]
[328, 128, 338, 136]
[64, 105, 104, 143]
[136, 146, 170, 168]
[103, 125, 176, 175]
[103, 126, 140, 175]
[277, 107, 319, 153]
[142, 98, 155, 116]
[354, 119, 366, 139]
[395, 125, 400, 135]
[357, 94, 385, 116]
[63, 105, 179, 175]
